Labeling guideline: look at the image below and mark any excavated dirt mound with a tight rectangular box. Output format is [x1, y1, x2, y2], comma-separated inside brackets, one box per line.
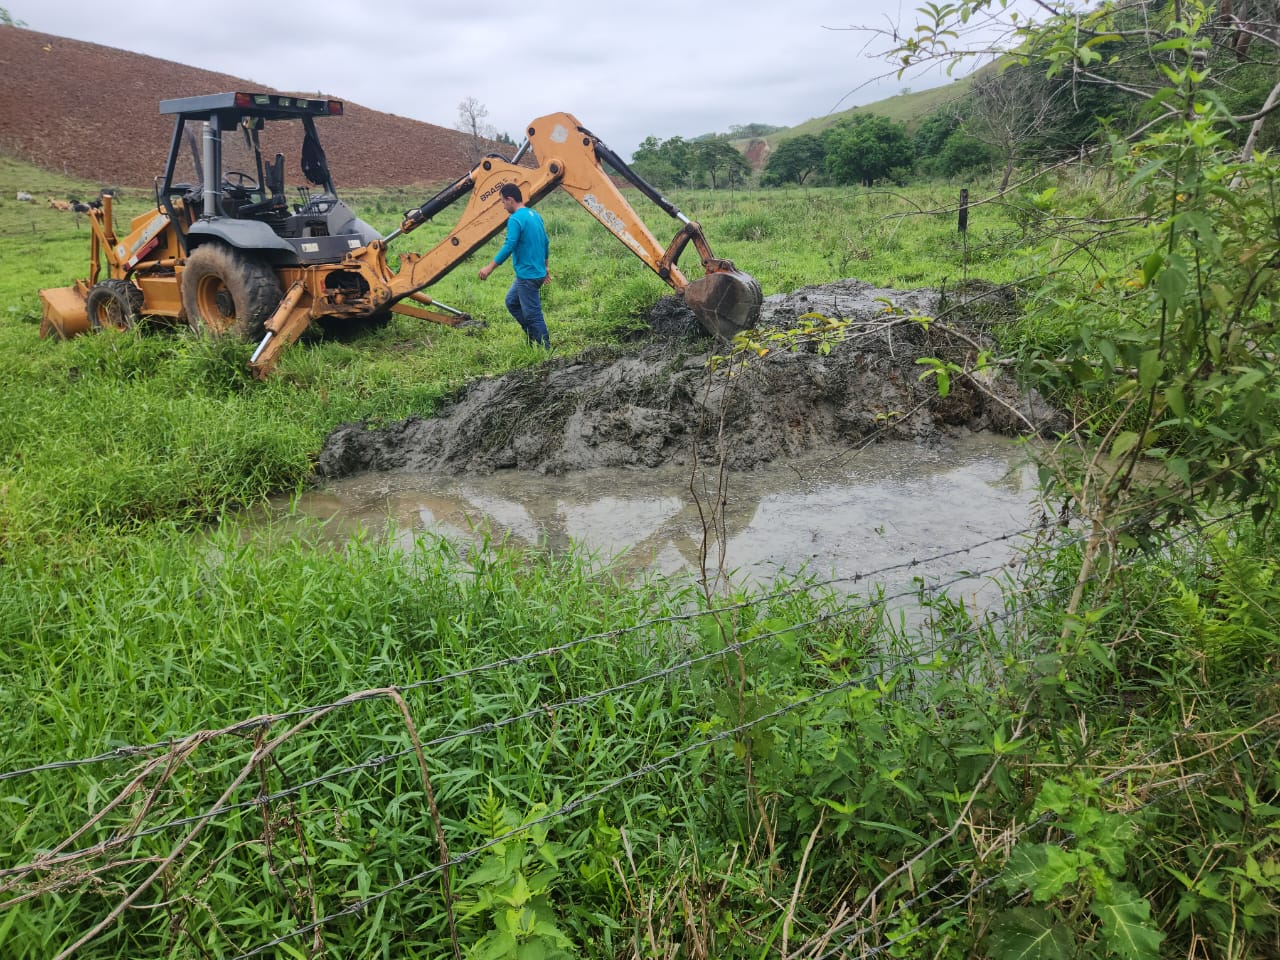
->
[315, 279, 1065, 480]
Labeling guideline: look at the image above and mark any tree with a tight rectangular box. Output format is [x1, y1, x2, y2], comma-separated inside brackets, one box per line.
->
[822, 114, 913, 187]
[629, 135, 693, 190]
[913, 110, 962, 161]
[456, 96, 498, 163]
[934, 132, 998, 177]
[966, 62, 1067, 189]
[688, 138, 751, 189]
[761, 134, 826, 186]
[879, 0, 1279, 167]
[911, 109, 999, 178]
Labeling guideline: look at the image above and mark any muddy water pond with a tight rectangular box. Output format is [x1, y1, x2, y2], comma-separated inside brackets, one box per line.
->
[267, 432, 1045, 609]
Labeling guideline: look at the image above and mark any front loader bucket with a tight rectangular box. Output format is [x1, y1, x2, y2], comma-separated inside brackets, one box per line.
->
[683, 269, 763, 341]
[39, 285, 89, 339]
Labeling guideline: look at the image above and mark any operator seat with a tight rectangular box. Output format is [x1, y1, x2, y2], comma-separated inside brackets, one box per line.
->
[237, 154, 288, 219]
[264, 153, 286, 199]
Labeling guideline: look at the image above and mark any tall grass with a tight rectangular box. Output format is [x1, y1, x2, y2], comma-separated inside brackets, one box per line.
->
[4, 516, 1272, 958]
[1, 157, 1275, 959]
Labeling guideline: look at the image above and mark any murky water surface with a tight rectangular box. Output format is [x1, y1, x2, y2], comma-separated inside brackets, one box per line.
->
[268, 433, 1044, 606]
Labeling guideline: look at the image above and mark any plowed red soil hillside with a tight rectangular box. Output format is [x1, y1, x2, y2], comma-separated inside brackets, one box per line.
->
[0, 27, 485, 189]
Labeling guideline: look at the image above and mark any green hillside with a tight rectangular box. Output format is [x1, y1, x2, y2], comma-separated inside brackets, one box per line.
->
[730, 75, 975, 159]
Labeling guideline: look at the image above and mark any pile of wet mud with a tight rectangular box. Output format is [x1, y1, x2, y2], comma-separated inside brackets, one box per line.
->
[314, 279, 1065, 480]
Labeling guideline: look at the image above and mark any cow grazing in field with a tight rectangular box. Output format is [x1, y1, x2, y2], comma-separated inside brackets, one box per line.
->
[16, 191, 32, 202]
[47, 197, 74, 212]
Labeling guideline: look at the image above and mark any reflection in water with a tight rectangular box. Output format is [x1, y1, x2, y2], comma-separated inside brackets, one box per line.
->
[266, 433, 1045, 605]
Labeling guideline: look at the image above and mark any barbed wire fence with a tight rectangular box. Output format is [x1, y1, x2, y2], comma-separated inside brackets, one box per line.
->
[2, 510, 1272, 959]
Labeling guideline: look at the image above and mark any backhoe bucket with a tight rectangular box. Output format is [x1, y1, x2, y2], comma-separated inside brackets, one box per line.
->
[682, 269, 763, 341]
[39, 285, 89, 339]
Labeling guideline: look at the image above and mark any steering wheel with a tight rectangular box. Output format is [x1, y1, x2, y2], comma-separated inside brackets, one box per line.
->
[222, 171, 260, 202]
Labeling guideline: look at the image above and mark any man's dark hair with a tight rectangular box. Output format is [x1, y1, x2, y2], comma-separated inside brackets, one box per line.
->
[499, 183, 523, 202]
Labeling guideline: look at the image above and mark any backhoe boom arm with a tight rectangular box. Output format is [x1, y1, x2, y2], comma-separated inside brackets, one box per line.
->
[250, 112, 760, 377]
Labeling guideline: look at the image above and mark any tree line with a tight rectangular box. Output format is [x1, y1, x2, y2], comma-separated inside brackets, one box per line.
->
[626, 6, 1278, 192]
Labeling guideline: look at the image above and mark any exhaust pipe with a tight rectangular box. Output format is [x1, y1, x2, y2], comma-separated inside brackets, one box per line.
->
[202, 123, 219, 215]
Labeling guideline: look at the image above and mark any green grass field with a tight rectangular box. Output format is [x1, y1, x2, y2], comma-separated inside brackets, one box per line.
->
[1, 155, 1274, 960]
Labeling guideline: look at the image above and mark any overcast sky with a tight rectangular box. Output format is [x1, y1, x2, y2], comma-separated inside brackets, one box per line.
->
[14, 0, 986, 159]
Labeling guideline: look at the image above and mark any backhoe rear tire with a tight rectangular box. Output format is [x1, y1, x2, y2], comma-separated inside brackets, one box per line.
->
[86, 279, 144, 332]
[181, 243, 282, 341]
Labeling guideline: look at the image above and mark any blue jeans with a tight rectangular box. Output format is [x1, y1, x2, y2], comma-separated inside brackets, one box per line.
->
[505, 277, 550, 347]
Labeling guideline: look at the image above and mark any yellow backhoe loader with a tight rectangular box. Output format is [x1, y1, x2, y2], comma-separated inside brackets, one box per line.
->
[39, 91, 762, 378]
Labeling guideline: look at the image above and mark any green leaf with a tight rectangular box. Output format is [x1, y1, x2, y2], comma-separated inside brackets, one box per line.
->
[531, 918, 574, 946]
[817, 796, 863, 816]
[1235, 368, 1265, 392]
[1092, 884, 1166, 960]
[1037, 846, 1083, 899]
[935, 367, 951, 396]
[1098, 339, 1117, 368]
[1037, 781, 1075, 816]
[1111, 430, 1141, 459]
[1090, 815, 1131, 874]
[1002, 844, 1045, 896]
[1156, 260, 1188, 312]
[1141, 251, 1164, 285]
[459, 857, 511, 889]
[473, 931, 518, 960]
[1164, 383, 1186, 417]
[855, 818, 926, 844]
[1070, 358, 1096, 383]
[987, 907, 1074, 960]
[1176, 209, 1217, 245]
[1138, 349, 1164, 389]
[501, 871, 532, 907]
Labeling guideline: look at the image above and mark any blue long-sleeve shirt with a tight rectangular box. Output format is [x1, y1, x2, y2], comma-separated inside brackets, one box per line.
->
[493, 206, 549, 280]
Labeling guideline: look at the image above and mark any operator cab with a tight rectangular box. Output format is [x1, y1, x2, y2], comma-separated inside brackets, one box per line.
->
[156, 92, 381, 265]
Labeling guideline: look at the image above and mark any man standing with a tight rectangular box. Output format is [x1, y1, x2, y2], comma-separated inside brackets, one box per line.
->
[478, 183, 551, 347]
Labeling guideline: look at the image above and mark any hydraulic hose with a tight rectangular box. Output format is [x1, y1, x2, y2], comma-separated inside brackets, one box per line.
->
[587, 136, 688, 224]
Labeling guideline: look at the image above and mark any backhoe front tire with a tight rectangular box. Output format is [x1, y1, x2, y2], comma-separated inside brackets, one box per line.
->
[181, 243, 282, 340]
[85, 279, 144, 332]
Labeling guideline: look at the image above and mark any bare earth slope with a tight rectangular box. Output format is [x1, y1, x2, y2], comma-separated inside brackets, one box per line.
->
[0, 27, 479, 189]
[316, 281, 1064, 480]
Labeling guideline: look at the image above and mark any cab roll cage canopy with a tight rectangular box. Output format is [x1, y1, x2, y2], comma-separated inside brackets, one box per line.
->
[155, 92, 345, 248]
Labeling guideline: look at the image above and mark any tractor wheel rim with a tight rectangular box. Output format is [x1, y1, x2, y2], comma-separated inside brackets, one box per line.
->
[195, 277, 235, 333]
[91, 299, 124, 330]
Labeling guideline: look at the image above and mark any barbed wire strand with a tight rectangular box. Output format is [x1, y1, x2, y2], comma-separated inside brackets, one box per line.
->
[224, 664, 942, 960]
[0, 521, 1050, 784]
[4, 509, 1255, 960]
[2, 508, 1240, 886]
[31, 489, 1239, 787]
[229, 690, 1278, 960]
[0, 547, 1025, 886]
